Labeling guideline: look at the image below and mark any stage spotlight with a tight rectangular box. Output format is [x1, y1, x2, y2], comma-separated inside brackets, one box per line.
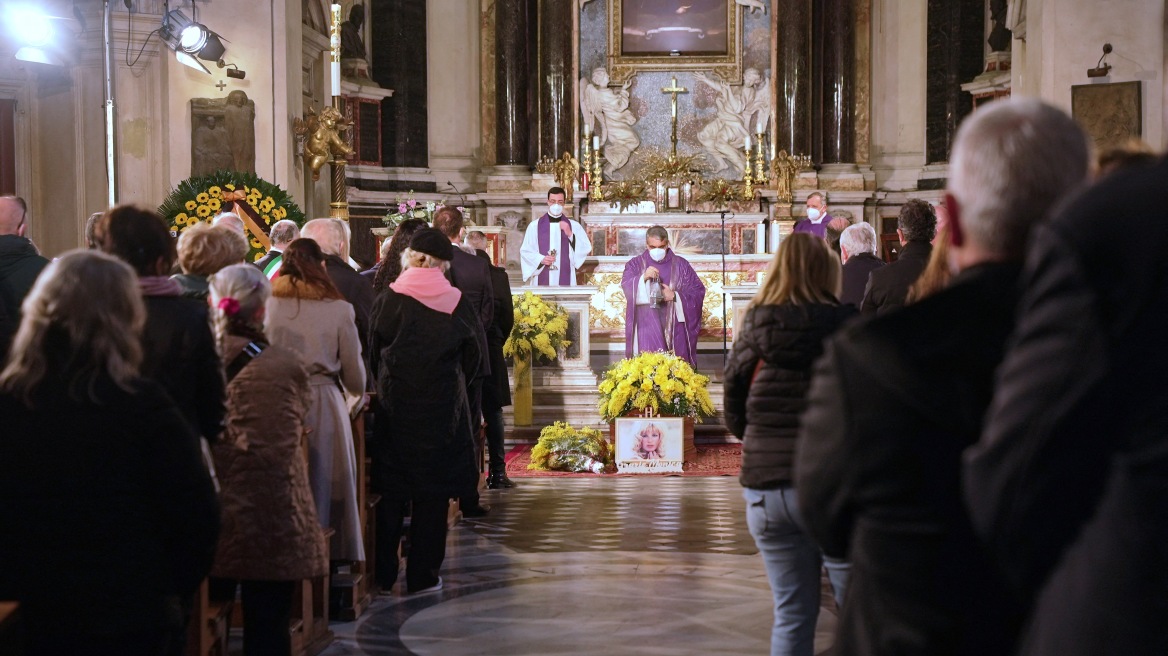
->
[5, 5, 66, 66]
[179, 22, 226, 62]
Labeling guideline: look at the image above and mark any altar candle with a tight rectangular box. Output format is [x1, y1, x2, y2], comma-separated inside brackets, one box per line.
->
[769, 220, 782, 254]
[593, 135, 599, 150]
[745, 135, 751, 151]
[330, 4, 341, 97]
[755, 221, 767, 255]
[757, 117, 765, 134]
[584, 123, 591, 137]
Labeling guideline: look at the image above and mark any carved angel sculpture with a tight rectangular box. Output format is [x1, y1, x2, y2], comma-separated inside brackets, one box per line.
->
[293, 106, 354, 181]
[693, 68, 770, 175]
[580, 68, 640, 175]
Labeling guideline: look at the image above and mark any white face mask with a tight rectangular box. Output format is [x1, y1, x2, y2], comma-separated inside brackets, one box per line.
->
[648, 247, 667, 262]
[549, 203, 564, 218]
[806, 207, 822, 221]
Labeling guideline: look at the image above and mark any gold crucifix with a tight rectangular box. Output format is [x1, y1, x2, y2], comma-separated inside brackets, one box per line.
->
[661, 76, 687, 160]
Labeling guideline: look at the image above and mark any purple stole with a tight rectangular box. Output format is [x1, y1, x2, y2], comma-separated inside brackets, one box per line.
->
[536, 214, 573, 286]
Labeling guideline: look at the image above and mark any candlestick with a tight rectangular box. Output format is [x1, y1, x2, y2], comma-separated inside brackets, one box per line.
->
[744, 135, 751, 151]
[754, 133, 767, 185]
[584, 122, 590, 137]
[330, 4, 341, 97]
[592, 135, 599, 150]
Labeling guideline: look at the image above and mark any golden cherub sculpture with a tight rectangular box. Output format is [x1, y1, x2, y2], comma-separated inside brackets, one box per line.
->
[293, 106, 354, 181]
[552, 152, 580, 202]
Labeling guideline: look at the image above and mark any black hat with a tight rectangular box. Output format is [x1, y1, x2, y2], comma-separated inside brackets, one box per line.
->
[409, 227, 455, 261]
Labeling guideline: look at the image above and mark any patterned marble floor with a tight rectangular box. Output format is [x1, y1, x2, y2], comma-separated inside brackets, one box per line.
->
[320, 477, 839, 655]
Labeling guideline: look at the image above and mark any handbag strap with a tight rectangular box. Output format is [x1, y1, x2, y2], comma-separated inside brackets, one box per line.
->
[225, 341, 267, 382]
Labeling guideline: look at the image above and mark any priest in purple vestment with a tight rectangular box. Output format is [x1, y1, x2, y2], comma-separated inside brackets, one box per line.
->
[620, 226, 706, 366]
[519, 187, 592, 286]
[793, 191, 833, 239]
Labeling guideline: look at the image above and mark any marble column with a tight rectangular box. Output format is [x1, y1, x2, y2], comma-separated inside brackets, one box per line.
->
[372, 0, 428, 168]
[495, 0, 532, 166]
[925, 0, 984, 165]
[537, 0, 574, 162]
[819, 0, 855, 164]
[774, 0, 813, 158]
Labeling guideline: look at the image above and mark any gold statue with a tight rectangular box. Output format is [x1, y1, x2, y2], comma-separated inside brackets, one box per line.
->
[293, 106, 354, 181]
[770, 149, 809, 204]
[552, 152, 580, 202]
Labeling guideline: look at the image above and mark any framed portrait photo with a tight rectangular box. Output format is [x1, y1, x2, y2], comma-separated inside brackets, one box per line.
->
[615, 417, 685, 473]
[608, 0, 742, 83]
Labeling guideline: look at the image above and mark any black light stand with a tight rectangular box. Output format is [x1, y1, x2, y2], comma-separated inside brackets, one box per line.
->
[720, 209, 729, 364]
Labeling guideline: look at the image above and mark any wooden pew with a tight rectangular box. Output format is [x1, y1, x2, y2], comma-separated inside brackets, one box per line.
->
[186, 580, 232, 656]
[291, 528, 335, 656]
[331, 409, 377, 621]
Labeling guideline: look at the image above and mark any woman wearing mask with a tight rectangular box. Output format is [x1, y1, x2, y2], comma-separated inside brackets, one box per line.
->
[723, 233, 857, 656]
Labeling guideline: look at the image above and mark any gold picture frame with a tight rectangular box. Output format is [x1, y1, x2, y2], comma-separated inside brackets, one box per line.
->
[608, 0, 742, 84]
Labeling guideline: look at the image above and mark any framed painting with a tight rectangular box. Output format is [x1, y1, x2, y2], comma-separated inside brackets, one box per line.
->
[1071, 81, 1142, 151]
[615, 417, 685, 473]
[608, 0, 742, 83]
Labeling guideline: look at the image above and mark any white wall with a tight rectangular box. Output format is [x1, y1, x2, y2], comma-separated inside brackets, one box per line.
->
[1014, 0, 1165, 148]
[868, 0, 928, 190]
[427, 0, 482, 194]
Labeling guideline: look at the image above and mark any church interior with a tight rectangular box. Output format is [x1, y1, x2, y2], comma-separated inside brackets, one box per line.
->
[1, 0, 1166, 654]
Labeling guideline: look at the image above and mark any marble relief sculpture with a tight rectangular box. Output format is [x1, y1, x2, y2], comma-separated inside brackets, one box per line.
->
[580, 68, 640, 175]
[693, 69, 770, 175]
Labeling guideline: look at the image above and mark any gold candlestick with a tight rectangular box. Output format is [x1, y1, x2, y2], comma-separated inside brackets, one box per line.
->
[754, 134, 767, 184]
[741, 145, 755, 200]
[589, 150, 604, 202]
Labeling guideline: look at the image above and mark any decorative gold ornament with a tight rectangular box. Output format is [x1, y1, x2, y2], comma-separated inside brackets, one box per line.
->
[552, 152, 580, 202]
[770, 150, 812, 204]
[293, 106, 353, 182]
[589, 150, 605, 202]
[603, 179, 650, 212]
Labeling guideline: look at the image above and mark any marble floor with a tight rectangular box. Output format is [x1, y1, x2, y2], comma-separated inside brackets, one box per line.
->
[321, 477, 839, 655]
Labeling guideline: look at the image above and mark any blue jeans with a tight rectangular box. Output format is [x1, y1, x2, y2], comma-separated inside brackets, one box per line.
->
[744, 486, 850, 656]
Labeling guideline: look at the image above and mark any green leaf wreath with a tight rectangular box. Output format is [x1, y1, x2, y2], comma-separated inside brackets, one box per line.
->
[158, 170, 306, 263]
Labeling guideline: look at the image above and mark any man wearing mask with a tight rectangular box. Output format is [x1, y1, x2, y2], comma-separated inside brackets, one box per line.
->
[520, 187, 592, 286]
[620, 226, 705, 366]
[793, 192, 833, 239]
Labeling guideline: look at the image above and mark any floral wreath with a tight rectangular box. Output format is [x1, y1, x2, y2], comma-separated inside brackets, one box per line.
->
[598, 351, 716, 423]
[158, 171, 306, 263]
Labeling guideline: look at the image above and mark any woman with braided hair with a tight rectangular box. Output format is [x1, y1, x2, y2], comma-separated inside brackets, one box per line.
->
[206, 264, 327, 655]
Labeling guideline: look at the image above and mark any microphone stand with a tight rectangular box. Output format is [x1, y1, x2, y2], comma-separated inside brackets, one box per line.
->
[720, 209, 728, 365]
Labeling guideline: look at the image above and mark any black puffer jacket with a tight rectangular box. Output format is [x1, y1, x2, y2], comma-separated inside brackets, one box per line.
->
[724, 301, 856, 489]
[0, 235, 49, 349]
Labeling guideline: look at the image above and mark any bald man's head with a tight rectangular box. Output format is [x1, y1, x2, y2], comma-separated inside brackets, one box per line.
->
[0, 196, 28, 236]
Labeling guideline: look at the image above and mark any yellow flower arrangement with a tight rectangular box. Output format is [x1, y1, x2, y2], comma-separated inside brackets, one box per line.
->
[208, 186, 222, 198]
[503, 291, 570, 363]
[185, 200, 197, 211]
[196, 192, 210, 204]
[597, 351, 716, 423]
[528, 421, 613, 473]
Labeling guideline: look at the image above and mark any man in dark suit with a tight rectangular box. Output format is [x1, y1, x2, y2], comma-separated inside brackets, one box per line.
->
[253, 219, 299, 278]
[838, 222, 885, 307]
[301, 218, 374, 347]
[796, 98, 1091, 656]
[467, 231, 517, 489]
[859, 199, 934, 316]
[434, 207, 494, 516]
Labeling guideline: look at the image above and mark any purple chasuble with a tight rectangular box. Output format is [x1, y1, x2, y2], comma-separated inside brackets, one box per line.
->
[792, 213, 833, 239]
[620, 249, 706, 366]
[536, 214, 573, 286]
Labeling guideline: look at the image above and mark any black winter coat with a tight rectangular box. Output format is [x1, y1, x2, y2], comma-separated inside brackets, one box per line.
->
[965, 157, 1168, 656]
[860, 239, 931, 316]
[797, 263, 1024, 656]
[723, 301, 856, 489]
[325, 254, 375, 349]
[369, 290, 481, 498]
[482, 263, 514, 410]
[447, 248, 494, 378]
[0, 235, 48, 349]
[141, 295, 226, 441]
[840, 252, 885, 307]
[0, 374, 219, 645]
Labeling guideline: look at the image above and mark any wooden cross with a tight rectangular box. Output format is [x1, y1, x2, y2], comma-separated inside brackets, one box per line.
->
[215, 80, 227, 92]
[661, 76, 687, 160]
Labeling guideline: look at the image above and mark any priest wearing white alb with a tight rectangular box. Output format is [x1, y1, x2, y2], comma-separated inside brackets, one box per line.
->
[520, 187, 592, 286]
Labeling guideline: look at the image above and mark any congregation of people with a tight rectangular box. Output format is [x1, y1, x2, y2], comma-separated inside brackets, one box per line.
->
[0, 192, 509, 653]
[1, 93, 1166, 656]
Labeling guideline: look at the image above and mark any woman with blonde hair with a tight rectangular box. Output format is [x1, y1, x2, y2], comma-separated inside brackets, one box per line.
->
[173, 221, 249, 300]
[265, 238, 366, 563]
[632, 422, 666, 460]
[206, 264, 327, 655]
[368, 228, 480, 593]
[723, 233, 856, 656]
[0, 250, 218, 655]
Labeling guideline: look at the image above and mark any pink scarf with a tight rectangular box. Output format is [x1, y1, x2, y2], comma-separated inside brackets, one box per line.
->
[139, 275, 182, 297]
[390, 266, 462, 314]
